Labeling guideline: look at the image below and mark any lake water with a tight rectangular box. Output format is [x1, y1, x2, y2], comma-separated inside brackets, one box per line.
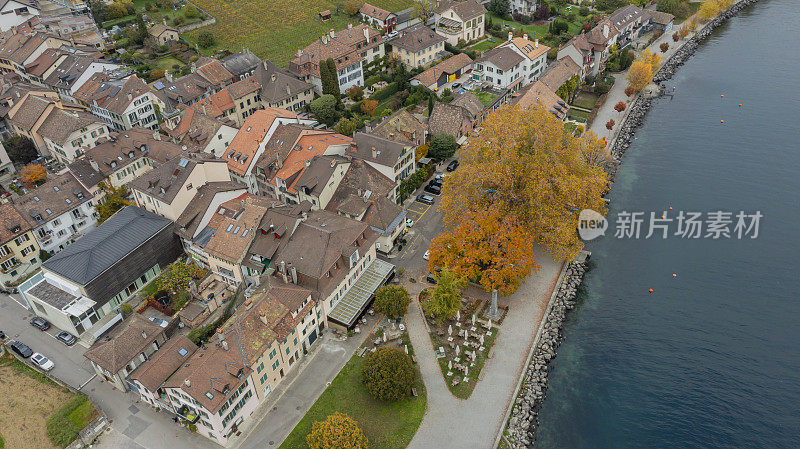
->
[535, 1, 800, 448]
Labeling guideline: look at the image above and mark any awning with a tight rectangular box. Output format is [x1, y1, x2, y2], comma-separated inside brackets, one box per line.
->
[327, 259, 395, 328]
[64, 296, 96, 317]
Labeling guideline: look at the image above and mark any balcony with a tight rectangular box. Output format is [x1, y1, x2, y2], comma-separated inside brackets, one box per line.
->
[176, 404, 200, 423]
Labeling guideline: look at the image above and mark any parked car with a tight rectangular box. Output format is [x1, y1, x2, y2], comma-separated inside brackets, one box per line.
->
[31, 353, 54, 371]
[405, 218, 414, 228]
[423, 250, 430, 260]
[9, 340, 33, 358]
[415, 194, 434, 205]
[446, 160, 459, 172]
[429, 178, 443, 188]
[423, 183, 441, 195]
[29, 317, 51, 331]
[0, 330, 5, 339]
[425, 275, 437, 284]
[387, 30, 399, 39]
[55, 331, 77, 346]
[452, 82, 462, 90]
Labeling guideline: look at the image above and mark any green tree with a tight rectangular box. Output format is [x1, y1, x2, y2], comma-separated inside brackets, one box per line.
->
[2, 135, 38, 164]
[321, 58, 341, 99]
[197, 31, 214, 48]
[423, 268, 465, 323]
[549, 19, 569, 35]
[428, 134, 458, 160]
[342, 0, 363, 16]
[333, 116, 361, 136]
[306, 412, 368, 449]
[555, 75, 579, 103]
[182, 4, 199, 19]
[374, 285, 411, 319]
[427, 95, 435, 116]
[309, 94, 339, 126]
[95, 184, 132, 223]
[398, 169, 427, 201]
[361, 347, 414, 401]
[134, 13, 149, 45]
[154, 262, 205, 296]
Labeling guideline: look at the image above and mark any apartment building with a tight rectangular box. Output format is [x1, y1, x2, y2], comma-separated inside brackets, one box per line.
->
[433, 0, 486, 46]
[349, 132, 414, 190]
[74, 73, 163, 131]
[253, 60, 314, 112]
[389, 26, 446, 69]
[5, 93, 96, 155]
[38, 108, 109, 164]
[166, 107, 239, 157]
[0, 201, 40, 285]
[473, 35, 549, 90]
[130, 335, 198, 412]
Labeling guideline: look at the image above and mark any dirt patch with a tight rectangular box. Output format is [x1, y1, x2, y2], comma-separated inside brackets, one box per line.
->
[0, 365, 72, 449]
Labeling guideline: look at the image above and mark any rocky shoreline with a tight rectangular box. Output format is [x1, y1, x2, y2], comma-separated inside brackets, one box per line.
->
[502, 1, 761, 447]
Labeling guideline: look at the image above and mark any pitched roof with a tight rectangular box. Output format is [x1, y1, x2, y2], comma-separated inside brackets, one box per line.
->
[225, 108, 301, 176]
[350, 132, 409, 168]
[37, 109, 102, 145]
[79, 127, 183, 177]
[647, 10, 675, 25]
[14, 172, 90, 225]
[272, 132, 351, 193]
[0, 202, 33, 246]
[435, 0, 486, 20]
[289, 24, 382, 76]
[161, 72, 212, 103]
[74, 73, 154, 115]
[148, 23, 178, 38]
[294, 154, 349, 197]
[512, 80, 569, 120]
[23, 48, 63, 78]
[412, 53, 473, 87]
[175, 181, 247, 240]
[247, 202, 310, 261]
[428, 101, 471, 138]
[608, 4, 645, 30]
[131, 335, 198, 392]
[83, 314, 165, 373]
[476, 45, 524, 71]
[254, 60, 313, 104]
[130, 153, 222, 204]
[203, 194, 273, 263]
[8, 94, 54, 131]
[171, 108, 234, 150]
[195, 59, 234, 86]
[43, 206, 173, 285]
[451, 91, 483, 121]
[371, 108, 426, 144]
[326, 158, 400, 231]
[222, 51, 262, 78]
[359, 3, 393, 21]
[507, 37, 550, 62]
[539, 57, 581, 91]
[391, 26, 445, 54]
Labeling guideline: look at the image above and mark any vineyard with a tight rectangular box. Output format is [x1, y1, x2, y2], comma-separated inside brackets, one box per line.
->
[185, 0, 414, 67]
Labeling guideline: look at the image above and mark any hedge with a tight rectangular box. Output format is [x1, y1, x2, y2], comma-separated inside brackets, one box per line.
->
[370, 82, 399, 102]
[46, 395, 96, 448]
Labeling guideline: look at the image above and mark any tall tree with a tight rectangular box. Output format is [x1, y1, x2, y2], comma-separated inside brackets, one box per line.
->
[2, 136, 38, 164]
[18, 164, 47, 187]
[321, 58, 341, 99]
[374, 285, 411, 319]
[487, 0, 509, 17]
[626, 60, 653, 92]
[428, 134, 458, 160]
[306, 413, 368, 449]
[135, 13, 149, 45]
[309, 94, 339, 126]
[95, 184, 132, 223]
[423, 268, 465, 323]
[427, 95, 435, 116]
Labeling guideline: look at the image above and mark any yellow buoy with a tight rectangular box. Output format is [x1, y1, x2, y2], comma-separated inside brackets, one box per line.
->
[721, 120, 725, 123]
[721, 94, 724, 98]
[672, 274, 677, 278]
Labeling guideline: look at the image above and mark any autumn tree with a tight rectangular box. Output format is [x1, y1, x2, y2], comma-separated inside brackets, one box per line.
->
[361, 99, 378, 116]
[18, 163, 47, 187]
[555, 75, 579, 103]
[626, 60, 653, 92]
[614, 101, 627, 114]
[306, 412, 368, 449]
[412, 0, 435, 21]
[639, 50, 662, 72]
[427, 206, 537, 295]
[606, 119, 615, 130]
[422, 268, 465, 323]
[95, 184, 132, 223]
[698, 1, 720, 21]
[624, 85, 635, 97]
[660, 42, 669, 53]
[153, 262, 206, 296]
[672, 32, 680, 42]
[436, 105, 609, 268]
[361, 347, 414, 401]
[346, 85, 364, 101]
[373, 285, 411, 319]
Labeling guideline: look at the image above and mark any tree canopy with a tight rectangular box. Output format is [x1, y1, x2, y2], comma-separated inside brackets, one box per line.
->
[487, 0, 509, 16]
[428, 134, 458, 161]
[153, 262, 206, 296]
[626, 60, 653, 92]
[2, 135, 38, 164]
[306, 412, 368, 449]
[310, 95, 339, 126]
[95, 184, 132, 223]
[423, 268, 465, 323]
[361, 347, 415, 401]
[373, 285, 411, 319]
[18, 164, 47, 187]
[321, 58, 341, 99]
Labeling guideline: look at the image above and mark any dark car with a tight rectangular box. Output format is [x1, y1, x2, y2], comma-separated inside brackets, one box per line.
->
[55, 330, 77, 346]
[429, 178, 443, 188]
[446, 160, 459, 172]
[415, 194, 435, 205]
[452, 82, 462, 90]
[425, 275, 437, 284]
[424, 183, 441, 195]
[30, 317, 51, 331]
[9, 340, 33, 358]
[0, 330, 5, 340]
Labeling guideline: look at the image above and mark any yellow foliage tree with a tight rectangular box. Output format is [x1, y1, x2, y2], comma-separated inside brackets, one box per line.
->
[18, 163, 47, 187]
[626, 60, 653, 92]
[699, 1, 720, 21]
[415, 143, 429, 161]
[639, 50, 662, 72]
[306, 412, 368, 449]
[435, 105, 608, 285]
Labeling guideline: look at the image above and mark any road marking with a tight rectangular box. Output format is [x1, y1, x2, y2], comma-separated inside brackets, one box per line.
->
[78, 373, 97, 391]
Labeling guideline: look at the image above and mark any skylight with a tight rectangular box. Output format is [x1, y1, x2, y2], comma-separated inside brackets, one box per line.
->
[205, 392, 214, 399]
[226, 224, 234, 232]
[178, 348, 188, 356]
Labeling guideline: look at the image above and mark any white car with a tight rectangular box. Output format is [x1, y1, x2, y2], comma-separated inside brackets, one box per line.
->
[423, 250, 430, 260]
[406, 218, 414, 228]
[31, 353, 54, 371]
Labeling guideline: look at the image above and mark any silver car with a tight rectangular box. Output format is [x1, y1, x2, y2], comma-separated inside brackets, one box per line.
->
[31, 352, 55, 371]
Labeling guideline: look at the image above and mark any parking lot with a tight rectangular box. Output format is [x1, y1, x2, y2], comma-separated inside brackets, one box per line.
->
[405, 200, 432, 224]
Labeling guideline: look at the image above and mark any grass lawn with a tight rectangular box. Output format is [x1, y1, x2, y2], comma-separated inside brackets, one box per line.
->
[279, 334, 426, 449]
[0, 350, 97, 449]
[486, 12, 588, 48]
[470, 38, 501, 53]
[676, 3, 702, 25]
[567, 109, 590, 121]
[430, 328, 498, 399]
[185, 0, 413, 66]
[475, 91, 498, 106]
[154, 55, 186, 71]
[571, 91, 599, 110]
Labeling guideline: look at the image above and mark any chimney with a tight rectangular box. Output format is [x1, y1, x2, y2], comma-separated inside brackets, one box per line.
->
[153, 131, 161, 141]
[535, 39, 539, 48]
[163, 17, 167, 25]
[88, 156, 99, 172]
[280, 261, 288, 283]
[141, 331, 147, 339]
[523, 33, 528, 40]
[259, 311, 268, 325]
[348, 23, 353, 29]
[508, 32, 513, 41]
[301, 211, 308, 221]
[165, 71, 173, 83]
[329, 29, 335, 39]
[371, 146, 377, 158]
[184, 378, 191, 388]
[363, 27, 369, 41]
[270, 73, 276, 82]
[221, 340, 229, 351]
[290, 266, 297, 284]
[285, 84, 290, 95]
[603, 24, 609, 38]
[127, 93, 132, 101]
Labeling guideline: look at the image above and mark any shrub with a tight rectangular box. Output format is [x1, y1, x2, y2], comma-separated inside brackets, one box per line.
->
[547, 47, 558, 60]
[672, 32, 680, 42]
[197, 31, 214, 48]
[346, 85, 364, 101]
[660, 42, 669, 53]
[605, 119, 615, 130]
[47, 395, 95, 448]
[120, 303, 133, 314]
[428, 134, 457, 160]
[306, 412, 368, 449]
[182, 4, 200, 19]
[309, 94, 339, 126]
[361, 347, 415, 401]
[172, 15, 184, 26]
[374, 285, 411, 319]
[624, 85, 635, 97]
[487, 0, 509, 16]
[415, 143, 429, 161]
[170, 290, 192, 312]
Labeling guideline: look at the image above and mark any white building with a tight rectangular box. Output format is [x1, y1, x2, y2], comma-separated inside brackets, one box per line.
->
[74, 73, 164, 131]
[473, 35, 549, 90]
[433, 0, 486, 46]
[38, 109, 110, 164]
[0, 0, 40, 32]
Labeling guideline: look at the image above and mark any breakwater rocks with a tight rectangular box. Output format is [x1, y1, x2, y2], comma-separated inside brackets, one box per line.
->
[608, 0, 761, 173]
[503, 260, 588, 448]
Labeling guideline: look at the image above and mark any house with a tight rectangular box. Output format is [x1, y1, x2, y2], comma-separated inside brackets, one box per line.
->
[349, 132, 415, 189]
[42, 54, 122, 101]
[68, 127, 183, 191]
[223, 108, 316, 193]
[0, 82, 58, 138]
[0, 31, 69, 77]
[0, 140, 14, 182]
[221, 281, 324, 402]
[0, 0, 40, 32]
[608, 4, 649, 48]
[162, 330, 258, 445]
[194, 58, 235, 88]
[37, 108, 110, 164]
[510, 80, 570, 120]
[83, 313, 169, 392]
[473, 34, 549, 90]
[0, 201, 40, 285]
[253, 60, 314, 112]
[389, 26, 446, 69]
[538, 56, 581, 93]
[5, 92, 96, 156]
[130, 335, 198, 411]
[74, 73, 163, 131]
[22, 47, 67, 86]
[189, 77, 261, 127]
[289, 24, 385, 94]
[13, 172, 96, 254]
[222, 50, 262, 81]
[509, 0, 538, 16]
[428, 99, 474, 142]
[292, 154, 351, 210]
[159, 71, 218, 108]
[433, 0, 486, 46]
[166, 107, 239, 157]
[359, 3, 396, 32]
[648, 10, 675, 33]
[253, 127, 351, 204]
[174, 181, 248, 268]
[558, 19, 617, 78]
[130, 153, 232, 221]
[20, 206, 182, 338]
[395, 7, 421, 32]
[326, 158, 406, 254]
[369, 108, 426, 146]
[148, 23, 180, 46]
[410, 52, 473, 90]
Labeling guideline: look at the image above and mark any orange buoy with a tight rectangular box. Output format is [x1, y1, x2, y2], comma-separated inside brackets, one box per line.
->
[721, 120, 725, 123]
[672, 274, 677, 278]
[739, 103, 742, 107]
[721, 94, 724, 98]
[661, 215, 666, 219]
[649, 289, 654, 293]
[669, 206, 673, 210]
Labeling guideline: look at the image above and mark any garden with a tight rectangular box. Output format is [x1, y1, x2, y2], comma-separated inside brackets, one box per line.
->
[0, 349, 97, 449]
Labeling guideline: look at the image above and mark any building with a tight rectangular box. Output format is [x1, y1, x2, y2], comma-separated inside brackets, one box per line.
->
[648, 10, 675, 33]
[349, 132, 414, 189]
[43, 54, 122, 102]
[0, 201, 40, 285]
[410, 52, 473, 90]
[428, 100, 474, 142]
[223, 108, 316, 193]
[369, 108, 426, 146]
[395, 7, 421, 32]
[389, 26, 446, 69]
[74, 73, 163, 131]
[0, 31, 69, 77]
[538, 56, 581, 93]
[0, 82, 59, 139]
[130, 153, 232, 221]
[289, 24, 385, 94]
[510, 80, 570, 120]
[608, 4, 649, 48]
[130, 335, 198, 411]
[37, 108, 109, 164]
[83, 313, 169, 391]
[0, 140, 14, 182]
[20, 206, 182, 337]
[433, 0, 486, 46]
[22, 47, 67, 86]
[558, 19, 617, 78]
[148, 23, 179, 46]
[359, 3, 396, 32]
[166, 108, 239, 157]
[473, 34, 549, 90]
[5, 92, 90, 155]
[221, 50, 262, 81]
[13, 172, 97, 254]
[510, 0, 537, 16]
[189, 77, 261, 127]
[253, 60, 314, 112]
[0, 0, 40, 32]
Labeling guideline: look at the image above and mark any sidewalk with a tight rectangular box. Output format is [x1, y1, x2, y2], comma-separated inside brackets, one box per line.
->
[405, 250, 562, 449]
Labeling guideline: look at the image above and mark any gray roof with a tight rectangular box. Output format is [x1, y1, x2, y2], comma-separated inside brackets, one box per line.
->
[37, 109, 102, 145]
[390, 26, 445, 53]
[67, 158, 105, 190]
[451, 91, 483, 121]
[129, 153, 221, 204]
[84, 313, 165, 373]
[222, 51, 262, 78]
[9, 94, 53, 131]
[255, 60, 313, 104]
[428, 101, 471, 139]
[436, 0, 486, 20]
[43, 206, 173, 285]
[26, 279, 79, 310]
[351, 132, 410, 168]
[175, 181, 247, 239]
[476, 45, 524, 72]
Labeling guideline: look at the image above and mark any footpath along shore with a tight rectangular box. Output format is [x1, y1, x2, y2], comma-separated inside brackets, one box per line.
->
[498, 0, 763, 447]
